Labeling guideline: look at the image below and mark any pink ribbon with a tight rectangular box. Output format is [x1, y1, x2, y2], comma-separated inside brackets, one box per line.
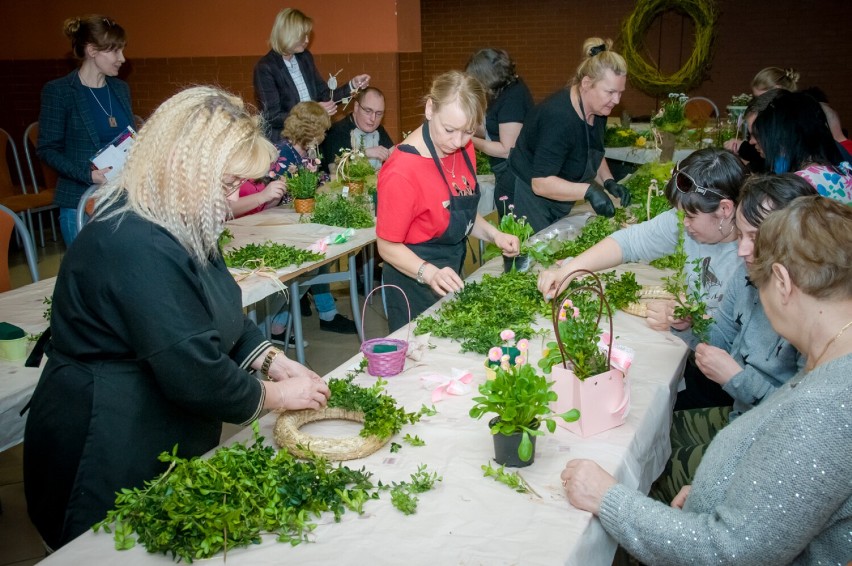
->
[307, 238, 328, 254]
[420, 369, 474, 403]
[598, 332, 635, 374]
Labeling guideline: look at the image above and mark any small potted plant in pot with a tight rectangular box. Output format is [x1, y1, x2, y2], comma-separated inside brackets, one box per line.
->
[497, 197, 534, 273]
[484, 328, 529, 381]
[651, 92, 689, 162]
[287, 163, 321, 214]
[470, 354, 579, 468]
[335, 148, 375, 196]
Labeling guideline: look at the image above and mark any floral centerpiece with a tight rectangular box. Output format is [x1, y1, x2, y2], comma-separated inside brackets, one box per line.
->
[652, 93, 689, 161]
[286, 160, 321, 213]
[485, 329, 529, 380]
[335, 148, 375, 196]
[470, 353, 580, 467]
[498, 197, 534, 272]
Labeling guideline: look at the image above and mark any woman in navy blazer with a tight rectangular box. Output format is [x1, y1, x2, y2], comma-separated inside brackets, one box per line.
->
[38, 14, 134, 246]
[253, 8, 370, 142]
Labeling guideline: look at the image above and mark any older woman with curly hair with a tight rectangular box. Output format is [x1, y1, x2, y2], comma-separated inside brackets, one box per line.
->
[561, 196, 852, 565]
[23, 87, 329, 550]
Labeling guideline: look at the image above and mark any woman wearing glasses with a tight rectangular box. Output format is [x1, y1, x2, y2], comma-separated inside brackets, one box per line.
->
[24, 87, 329, 550]
[538, 148, 747, 340]
[254, 8, 370, 141]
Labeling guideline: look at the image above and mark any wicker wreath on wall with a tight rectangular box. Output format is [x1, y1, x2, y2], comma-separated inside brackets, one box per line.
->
[620, 0, 718, 95]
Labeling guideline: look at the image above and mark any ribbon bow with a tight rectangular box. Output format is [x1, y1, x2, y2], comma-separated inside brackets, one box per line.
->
[307, 228, 357, 253]
[420, 369, 474, 403]
[598, 332, 635, 373]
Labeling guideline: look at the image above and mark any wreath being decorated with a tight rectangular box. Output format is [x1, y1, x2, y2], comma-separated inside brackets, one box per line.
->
[620, 0, 718, 95]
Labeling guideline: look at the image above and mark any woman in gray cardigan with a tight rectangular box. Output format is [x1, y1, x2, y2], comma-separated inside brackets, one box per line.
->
[561, 196, 852, 565]
[37, 15, 134, 246]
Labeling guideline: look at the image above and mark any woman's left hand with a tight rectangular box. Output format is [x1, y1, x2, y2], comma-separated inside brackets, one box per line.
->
[266, 349, 323, 382]
[561, 459, 617, 515]
[494, 232, 520, 257]
[694, 343, 741, 385]
[350, 74, 371, 90]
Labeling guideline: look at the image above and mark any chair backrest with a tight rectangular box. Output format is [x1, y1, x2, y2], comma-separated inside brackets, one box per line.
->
[24, 122, 59, 194]
[0, 128, 27, 199]
[684, 97, 720, 130]
[76, 184, 99, 232]
[0, 202, 39, 291]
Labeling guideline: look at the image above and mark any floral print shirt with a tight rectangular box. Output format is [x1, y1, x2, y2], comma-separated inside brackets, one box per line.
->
[795, 161, 852, 204]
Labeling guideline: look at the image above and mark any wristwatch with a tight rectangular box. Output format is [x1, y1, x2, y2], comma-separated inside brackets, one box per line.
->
[416, 261, 429, 284]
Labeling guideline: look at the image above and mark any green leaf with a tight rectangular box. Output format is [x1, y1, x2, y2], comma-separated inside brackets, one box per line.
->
[518, 432, 533, 462]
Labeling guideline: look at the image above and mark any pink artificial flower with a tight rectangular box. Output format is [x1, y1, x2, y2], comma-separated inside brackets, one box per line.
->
[305, 161, 318, 173]
[500, 359, 510, 371]
[499, 195, 509, 201]
[517, 338, 529, 352]
[515, 354, 527, 366]
[558, 308, 567, 322]
[488, 347, 503, 362]
[500, 329, 515, 342]
[500, 354, 510, 363]
[571, 306, 580, 318]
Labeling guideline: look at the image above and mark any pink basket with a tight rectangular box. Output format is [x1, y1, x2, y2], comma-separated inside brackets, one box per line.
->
[360, 285, 410, 377]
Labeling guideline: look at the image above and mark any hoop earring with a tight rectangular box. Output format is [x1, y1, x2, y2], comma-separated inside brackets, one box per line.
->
[718, 218, 735, 238]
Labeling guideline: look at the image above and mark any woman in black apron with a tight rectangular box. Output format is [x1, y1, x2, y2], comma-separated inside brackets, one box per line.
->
[507, 37, 632, 234]
[376, 71, 521, 333]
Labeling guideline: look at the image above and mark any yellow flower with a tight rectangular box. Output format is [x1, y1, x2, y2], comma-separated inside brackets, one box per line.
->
[635, 136, 646, 148]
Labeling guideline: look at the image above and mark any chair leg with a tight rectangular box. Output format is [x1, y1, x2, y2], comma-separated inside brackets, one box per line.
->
[37, 212, 45, 248]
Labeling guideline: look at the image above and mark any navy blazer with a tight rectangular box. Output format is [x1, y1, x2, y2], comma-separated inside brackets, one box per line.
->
[37, 70, 133, 209]
[253, 49, 351, 141]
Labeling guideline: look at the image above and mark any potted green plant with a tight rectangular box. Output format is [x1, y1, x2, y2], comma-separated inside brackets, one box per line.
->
[335, 148, 375, 196]
[497, 197, 534, 272]
[651, 92, 689, 161]
[470, 354, 579, 468]
[286, 163, 321, 214]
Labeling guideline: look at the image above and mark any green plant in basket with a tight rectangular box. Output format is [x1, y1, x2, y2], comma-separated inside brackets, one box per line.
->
[335, 147, 375, 181]
[539, 292, 609, 380]
[470, 360, 579, 462]
[286, 163, 320, 200]
[652, 93, 689, 134]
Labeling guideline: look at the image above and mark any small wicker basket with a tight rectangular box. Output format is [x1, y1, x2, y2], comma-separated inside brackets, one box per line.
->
[360, 285, 409, 377]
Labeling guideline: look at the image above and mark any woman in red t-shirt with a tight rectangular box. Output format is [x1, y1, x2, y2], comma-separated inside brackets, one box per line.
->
[376, 71, 520, 332]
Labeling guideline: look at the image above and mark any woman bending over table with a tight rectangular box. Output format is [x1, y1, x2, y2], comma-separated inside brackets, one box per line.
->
[23, 87, 329, 550]
[37, 14, 134, 246]
[561, 195, 852, 565]
[254, 7, 370, 141]
[376, 71, 520, 333]
[507, 37, 631, 232]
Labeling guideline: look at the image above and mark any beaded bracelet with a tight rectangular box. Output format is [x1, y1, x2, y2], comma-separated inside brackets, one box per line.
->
[261, 348, 282, 380]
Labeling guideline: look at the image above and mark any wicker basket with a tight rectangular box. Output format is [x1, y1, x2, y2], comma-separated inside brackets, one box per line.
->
[360, 285, 409, 377]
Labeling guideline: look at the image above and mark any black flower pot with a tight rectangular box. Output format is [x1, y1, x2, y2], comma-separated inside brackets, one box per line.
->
[503, 254, 530, 273]
[489, 416, 536, 468]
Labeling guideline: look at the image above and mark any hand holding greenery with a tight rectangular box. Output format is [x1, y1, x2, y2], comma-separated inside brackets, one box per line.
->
[497, 198, 534, 249]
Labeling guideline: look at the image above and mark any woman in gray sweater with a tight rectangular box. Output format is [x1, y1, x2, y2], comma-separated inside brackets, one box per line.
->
[561, 196, 852, 565]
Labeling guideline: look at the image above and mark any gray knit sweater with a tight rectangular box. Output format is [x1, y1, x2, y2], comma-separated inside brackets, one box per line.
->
[598, 354, 852, 565]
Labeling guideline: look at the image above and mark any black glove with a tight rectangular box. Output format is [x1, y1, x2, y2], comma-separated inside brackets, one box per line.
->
[585, 183, 615, 217]
[604, 178, 632, 206]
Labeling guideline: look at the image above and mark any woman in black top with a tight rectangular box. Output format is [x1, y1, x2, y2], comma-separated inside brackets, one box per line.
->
[508, 37, 631, 233]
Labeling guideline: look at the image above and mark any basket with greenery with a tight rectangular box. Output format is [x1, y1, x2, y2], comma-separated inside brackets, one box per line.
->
[335, 148, 375, 181]
[652, 93, 690, 135]
[286, 165, 321, 200]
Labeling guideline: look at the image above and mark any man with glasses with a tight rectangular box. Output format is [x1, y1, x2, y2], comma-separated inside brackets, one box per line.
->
[322, 87, 394, 172]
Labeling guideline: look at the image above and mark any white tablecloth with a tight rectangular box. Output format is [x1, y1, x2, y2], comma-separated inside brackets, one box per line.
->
[41, 259, 688, 565]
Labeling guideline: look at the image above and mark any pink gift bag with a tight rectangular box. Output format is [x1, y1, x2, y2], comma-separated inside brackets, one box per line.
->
[547, 270, 631, 437]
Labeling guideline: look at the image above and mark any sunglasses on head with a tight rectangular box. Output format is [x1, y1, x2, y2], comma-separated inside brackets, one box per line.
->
[672, 161, 727, 199]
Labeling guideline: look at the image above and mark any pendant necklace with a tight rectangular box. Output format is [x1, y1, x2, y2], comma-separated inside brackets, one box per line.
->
[87, 82, 117, 127]
[808, 319, 852, 371]
[441, 151, 457, 179]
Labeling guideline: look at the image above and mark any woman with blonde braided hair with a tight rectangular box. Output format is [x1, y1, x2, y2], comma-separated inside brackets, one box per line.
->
[23, 86, 329, 551]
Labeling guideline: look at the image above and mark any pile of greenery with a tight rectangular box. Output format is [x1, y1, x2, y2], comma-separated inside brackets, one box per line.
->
[414, 271, 549, 354]
[475, 150, 492, 175]
[223, 241, 324, 269]
[310, 193, 375, 229]
[526, 213, 623, 266]
[93, 423, 442, 562]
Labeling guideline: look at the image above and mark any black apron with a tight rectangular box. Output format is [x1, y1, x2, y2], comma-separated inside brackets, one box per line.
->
[383, 122, 481, 333]
[512, 92, 604, 233]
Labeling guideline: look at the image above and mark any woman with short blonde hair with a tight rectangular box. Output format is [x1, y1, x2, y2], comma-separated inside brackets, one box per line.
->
[24, 86, 330, 550]
[751, 66, 799, 95]
[254, 7, 370, 141]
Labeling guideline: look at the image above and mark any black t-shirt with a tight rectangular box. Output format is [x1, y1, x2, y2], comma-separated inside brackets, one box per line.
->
[508, 88, 605, 184]
[484, 78, 534, 170]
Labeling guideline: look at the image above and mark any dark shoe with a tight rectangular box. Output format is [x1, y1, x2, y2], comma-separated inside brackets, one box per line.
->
[319, 314, 357, 334]
[300, 294, 312, 317]
[270, 333, 309, 349]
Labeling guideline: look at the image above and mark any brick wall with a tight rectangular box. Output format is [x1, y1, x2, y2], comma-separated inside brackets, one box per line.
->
[420, 0, 852, 126]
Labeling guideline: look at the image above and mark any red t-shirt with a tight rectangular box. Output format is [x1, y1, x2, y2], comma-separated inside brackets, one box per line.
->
[376, 142, 476, 244]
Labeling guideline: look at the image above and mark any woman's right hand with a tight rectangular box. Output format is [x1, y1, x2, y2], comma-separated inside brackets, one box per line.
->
[260, 179, 286, 205]
[423, 263, 464, 296]
[538, 262, 577, 301]
[646, 299, 692, 331]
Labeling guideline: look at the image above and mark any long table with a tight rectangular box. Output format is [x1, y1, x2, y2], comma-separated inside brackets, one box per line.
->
[40, 258, 689, 565]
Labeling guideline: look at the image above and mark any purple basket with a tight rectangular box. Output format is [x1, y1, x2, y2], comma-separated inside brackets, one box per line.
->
[360, 285, 410, 377]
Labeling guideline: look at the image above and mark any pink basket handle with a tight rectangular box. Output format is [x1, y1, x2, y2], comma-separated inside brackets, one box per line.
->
[550, 269, 614, 371]
[361, 284, 411, 345]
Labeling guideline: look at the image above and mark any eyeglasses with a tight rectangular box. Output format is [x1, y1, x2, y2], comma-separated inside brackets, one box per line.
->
[222, 177, 244, 198]
[357, 105, 384, 119]
[672, 162, 727, 199]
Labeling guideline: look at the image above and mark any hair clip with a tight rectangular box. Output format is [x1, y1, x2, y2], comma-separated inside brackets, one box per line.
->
[590, 44, 607, 57]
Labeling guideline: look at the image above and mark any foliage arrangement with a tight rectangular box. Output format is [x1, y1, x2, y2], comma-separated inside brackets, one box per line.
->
[223, 241, 324, 269]
[92, 423, 381, 561]
[620, 0, 718, 95]
[539, 292, 608, 380]
[730, 93, 753, 106]
[497, 198, 534, 250]
[661, 210, 713, 341]
[414, 271, 549, 354]
[310, 193, 375, 229]
[385, 465, 442, 515]
[652, 93, 690, 135]
[335, 148, 375, 181]
[470, 362, 580, 462]
[481, 462, 532, 494]
[286, 162, 321, 200]
[326, 376, 422, 440]
[604, 126, 640, 148]
[599, 271, 643, 312]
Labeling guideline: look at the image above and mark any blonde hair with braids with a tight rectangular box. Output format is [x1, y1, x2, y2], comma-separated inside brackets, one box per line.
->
[94, 86, 276, 263]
